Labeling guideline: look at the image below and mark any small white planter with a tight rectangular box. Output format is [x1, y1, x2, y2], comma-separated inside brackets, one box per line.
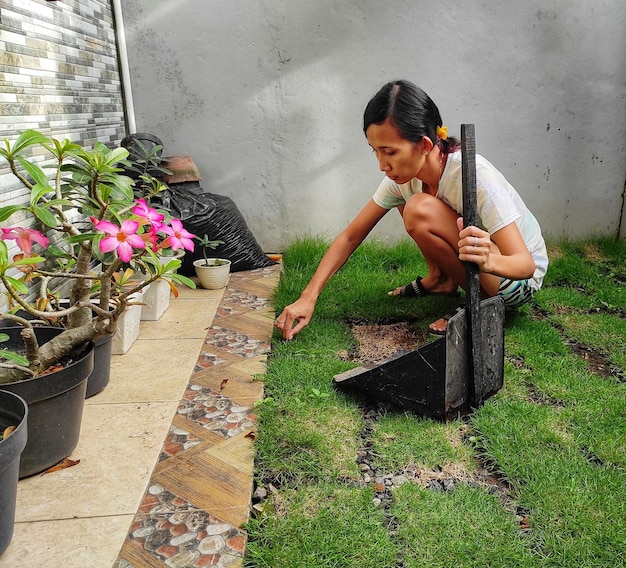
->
[138, 251, 184, 321]
[193, 258, 231, 289]
[111, 289, 145, 355]
[140, 279, 170, 321]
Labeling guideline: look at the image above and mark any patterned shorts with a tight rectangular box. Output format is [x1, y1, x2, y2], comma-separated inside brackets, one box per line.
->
[498, 278, 534, 308]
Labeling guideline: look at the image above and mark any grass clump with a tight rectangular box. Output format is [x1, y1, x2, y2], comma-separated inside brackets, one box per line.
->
[245, 236, 626, 567]
[246, 483, 402, 567]
[391, 483, 541, 568]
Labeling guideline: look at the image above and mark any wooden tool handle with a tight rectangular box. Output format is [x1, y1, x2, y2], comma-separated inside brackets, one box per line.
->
[461, 123, 481, 407]
[461, 124, 480, 307]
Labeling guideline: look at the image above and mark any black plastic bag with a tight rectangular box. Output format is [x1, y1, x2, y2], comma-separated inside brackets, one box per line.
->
[158, 181, 276, 274]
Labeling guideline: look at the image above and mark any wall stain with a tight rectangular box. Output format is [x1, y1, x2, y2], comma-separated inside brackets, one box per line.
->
[126, 3, 204, 136]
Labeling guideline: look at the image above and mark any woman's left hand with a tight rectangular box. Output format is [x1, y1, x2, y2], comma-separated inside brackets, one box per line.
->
[456, 217, 492, 271]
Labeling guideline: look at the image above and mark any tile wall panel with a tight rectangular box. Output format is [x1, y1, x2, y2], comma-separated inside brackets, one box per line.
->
[0, 0, 128, 309]
[0, 0, 127, 197]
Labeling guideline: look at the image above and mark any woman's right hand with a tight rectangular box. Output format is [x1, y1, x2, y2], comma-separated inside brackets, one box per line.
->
[275, 200, 388, 341]
[275, 296, 316, 341]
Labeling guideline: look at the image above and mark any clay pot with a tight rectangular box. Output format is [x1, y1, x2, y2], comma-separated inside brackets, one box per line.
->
[162, 155, 201, 183]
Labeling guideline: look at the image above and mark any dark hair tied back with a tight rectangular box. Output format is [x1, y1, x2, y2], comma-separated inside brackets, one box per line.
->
[363, 80, 459, 154]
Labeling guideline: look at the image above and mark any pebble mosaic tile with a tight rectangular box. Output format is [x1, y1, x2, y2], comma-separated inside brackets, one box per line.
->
[117, 485, 246, 568]
[178, 385, 256, 439]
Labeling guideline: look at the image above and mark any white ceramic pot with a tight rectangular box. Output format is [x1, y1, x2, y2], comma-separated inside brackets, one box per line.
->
[136, 251, 184, 321]
[111, 289, 145, 354]
[193, 258, 231, 289]
[140, 279, 170, 321]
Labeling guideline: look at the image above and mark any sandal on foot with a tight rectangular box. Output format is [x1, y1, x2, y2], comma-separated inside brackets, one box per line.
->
[429, 314, 452, 336]
[429, 307, 464, 336]
[394, 276, 460, 298]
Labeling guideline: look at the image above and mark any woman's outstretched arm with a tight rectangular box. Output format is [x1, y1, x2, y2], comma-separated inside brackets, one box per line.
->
[276, 199, 388, 340]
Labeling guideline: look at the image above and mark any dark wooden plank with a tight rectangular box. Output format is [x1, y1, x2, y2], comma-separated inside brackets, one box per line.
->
[461, 124, 482, 408]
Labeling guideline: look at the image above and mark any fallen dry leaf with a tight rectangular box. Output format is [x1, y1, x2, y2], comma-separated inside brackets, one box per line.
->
[2, 425, 16, 439]
[43, 458, 80, 474]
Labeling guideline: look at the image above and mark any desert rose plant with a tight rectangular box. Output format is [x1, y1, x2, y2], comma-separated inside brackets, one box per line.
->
[197, 234, 224, 265]
[0, 129, 196, 382]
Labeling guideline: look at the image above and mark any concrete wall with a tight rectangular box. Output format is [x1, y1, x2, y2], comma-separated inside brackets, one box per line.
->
[121, 0, 626, 251]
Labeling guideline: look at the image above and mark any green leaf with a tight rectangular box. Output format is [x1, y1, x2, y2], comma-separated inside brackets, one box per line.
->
[44, 244, 72, 259]
[107, 176, 135, 202]
[170, 273, 196, 289]
[105, 146, 130, 165]
[9, 255, 45, 267]
[46, 136, 81, 159]
[59, 163, 89, 177]
[29, 181, 56, 206]
[96, 183, 112, 203]
[3, 275, 29, 294]
[0, 205, 27, 223]
[90, 233, 107, 262]
[0, 349, 29, 366]
[33, 205, 58, 228]
[65, 232, 98, 244]
[42, 197, 75, 209]
[160, 258, 182, 273]
[7, 130, 50, 156]
[17, 157, 52, 189]
[0, 241, 8, 271]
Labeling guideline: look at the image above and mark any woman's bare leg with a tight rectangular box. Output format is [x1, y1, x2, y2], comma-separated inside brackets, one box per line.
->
[391, 193, 501, 332]
[389, 193, 464, 295]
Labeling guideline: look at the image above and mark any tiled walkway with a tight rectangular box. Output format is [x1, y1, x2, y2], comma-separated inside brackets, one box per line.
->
[115, 265, 277, 568]
[1, 264, 279, 568]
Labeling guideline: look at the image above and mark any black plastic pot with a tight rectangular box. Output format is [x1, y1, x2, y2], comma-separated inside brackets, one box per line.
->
[0, 327, 93, 478]
[0, 390, 28, 555]
[0, 312, 111, 399]
[86, 333, 113, 398]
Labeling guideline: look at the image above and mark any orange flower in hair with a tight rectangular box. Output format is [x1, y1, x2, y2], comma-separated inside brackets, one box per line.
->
[436, 125, 448, 140]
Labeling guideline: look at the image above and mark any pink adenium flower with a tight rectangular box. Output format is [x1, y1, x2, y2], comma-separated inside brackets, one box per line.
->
[140, 225, 159, 251]
[132, 199, 165, 229]
[0, 227, 49, 254]
[92, 218, 146, 262]
[161, 219, 196, 252]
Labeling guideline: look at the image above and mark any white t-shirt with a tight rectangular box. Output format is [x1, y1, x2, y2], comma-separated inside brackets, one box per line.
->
[372, 150, 548, 291]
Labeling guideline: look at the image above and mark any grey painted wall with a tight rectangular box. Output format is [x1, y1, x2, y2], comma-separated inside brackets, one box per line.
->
[121, 1, 626, 250]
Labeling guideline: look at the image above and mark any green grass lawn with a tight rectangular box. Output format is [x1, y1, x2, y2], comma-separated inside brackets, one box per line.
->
[245, 237, 626, 568]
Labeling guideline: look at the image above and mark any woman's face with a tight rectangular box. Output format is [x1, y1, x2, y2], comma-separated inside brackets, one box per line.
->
[366, 119, 426, 184]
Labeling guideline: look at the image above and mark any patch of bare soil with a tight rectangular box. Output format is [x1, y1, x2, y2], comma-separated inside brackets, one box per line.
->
[339, 322, 431, 365]
[532, 306, 625, 383]
[565, 338, 624, 382]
